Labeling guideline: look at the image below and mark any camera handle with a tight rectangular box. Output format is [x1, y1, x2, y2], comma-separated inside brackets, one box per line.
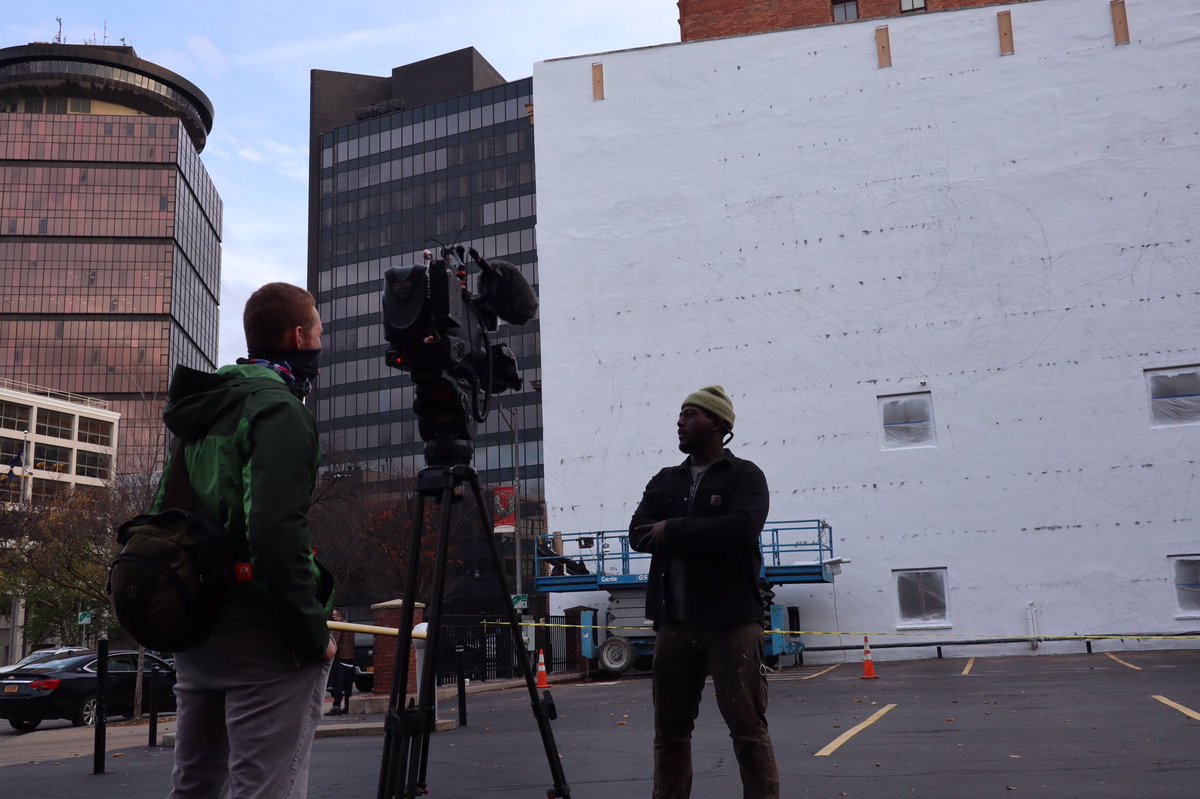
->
[376, 464, 571, 799]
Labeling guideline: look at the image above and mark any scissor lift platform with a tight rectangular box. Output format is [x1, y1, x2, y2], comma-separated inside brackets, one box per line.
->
[535, 519, 838, 591]
[535, 520, 839, 672]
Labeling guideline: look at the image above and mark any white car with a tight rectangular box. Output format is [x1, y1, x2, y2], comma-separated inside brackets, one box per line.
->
[0, 647, 89, 675]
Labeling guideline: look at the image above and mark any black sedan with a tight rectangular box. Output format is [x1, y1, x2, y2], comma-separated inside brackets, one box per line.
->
[0, 650, 176, 732]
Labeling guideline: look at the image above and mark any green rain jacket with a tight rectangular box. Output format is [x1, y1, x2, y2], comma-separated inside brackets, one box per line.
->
[152, 363, 335, 661]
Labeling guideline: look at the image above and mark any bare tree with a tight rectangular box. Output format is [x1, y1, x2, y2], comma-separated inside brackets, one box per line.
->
[308, 449, 477, 610]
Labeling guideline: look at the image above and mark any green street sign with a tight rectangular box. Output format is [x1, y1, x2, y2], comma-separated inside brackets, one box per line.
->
[512, 594, 528, 610]
[78, 610, 93, 625]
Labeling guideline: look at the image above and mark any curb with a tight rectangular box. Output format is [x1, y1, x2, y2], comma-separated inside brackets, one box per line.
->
[161, 672, 587, 745]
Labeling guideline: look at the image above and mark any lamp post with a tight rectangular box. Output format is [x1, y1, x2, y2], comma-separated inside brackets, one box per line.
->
[497, 404, 522, 596]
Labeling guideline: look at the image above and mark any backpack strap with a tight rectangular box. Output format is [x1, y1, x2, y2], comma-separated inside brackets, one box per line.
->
[162, 438, 196, 511]
[163, 437, 252, 582]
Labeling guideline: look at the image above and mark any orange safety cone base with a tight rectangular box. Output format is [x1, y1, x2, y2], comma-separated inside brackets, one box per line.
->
[861, 636, 879, 679]
[536, 648, 550, 689]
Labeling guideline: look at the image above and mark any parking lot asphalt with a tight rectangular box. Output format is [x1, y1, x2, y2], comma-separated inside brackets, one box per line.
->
[1, 648, 1197, 798]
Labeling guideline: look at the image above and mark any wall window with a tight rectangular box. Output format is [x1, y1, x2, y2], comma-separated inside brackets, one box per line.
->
[0, 400, 31, 432]
[78, 417, 114, 446]
[895, 568, 949, 627]
[900, 0, 926, 12]
[34, 443, 71, 472]
[0, 436, 22, 464]
[833, 1, 858, 22]
[36, 410, 74, 440]
[1145, 366, 1200, 427]
[76, 451, 112, 479]
[1173, 557, 1200, 618]
[879, 392, 935, 450]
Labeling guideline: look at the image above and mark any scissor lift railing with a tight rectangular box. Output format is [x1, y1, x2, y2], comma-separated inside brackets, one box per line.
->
[535, 519, 836, 592]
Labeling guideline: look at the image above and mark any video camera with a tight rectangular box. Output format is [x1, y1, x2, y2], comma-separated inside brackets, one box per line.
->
[380, 245, 538, 467]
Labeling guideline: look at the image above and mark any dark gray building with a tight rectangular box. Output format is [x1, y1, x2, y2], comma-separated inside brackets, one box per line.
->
[308, 49, 542, 612]
[0, 43, 222, 474]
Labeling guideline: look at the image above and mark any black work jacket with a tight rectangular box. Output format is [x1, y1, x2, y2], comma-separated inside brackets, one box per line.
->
[628, 450, 769, 625]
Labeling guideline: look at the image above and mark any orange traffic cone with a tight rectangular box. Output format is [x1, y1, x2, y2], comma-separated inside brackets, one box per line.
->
[536, 649, 550, 689]
[861, 636, 879, 680]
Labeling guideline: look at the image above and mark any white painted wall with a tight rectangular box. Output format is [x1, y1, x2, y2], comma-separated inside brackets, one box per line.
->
[533, 0, 1200, 658]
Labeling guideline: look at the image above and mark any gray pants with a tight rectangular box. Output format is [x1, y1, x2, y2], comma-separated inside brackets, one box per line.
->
[170, 628, 331, 799]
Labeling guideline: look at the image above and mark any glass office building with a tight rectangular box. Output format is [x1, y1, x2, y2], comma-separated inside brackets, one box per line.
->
[0, 44, 221, 474]
[309, 49, 542, 610]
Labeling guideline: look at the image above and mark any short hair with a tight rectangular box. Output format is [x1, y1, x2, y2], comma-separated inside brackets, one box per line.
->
[243, 283, 316, 349]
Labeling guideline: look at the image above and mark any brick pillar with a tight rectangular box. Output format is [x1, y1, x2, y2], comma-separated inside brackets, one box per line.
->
[371, 599, 425, 696]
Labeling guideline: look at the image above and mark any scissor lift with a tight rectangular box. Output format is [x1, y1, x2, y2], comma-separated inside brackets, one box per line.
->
[535, 520, 840, 674]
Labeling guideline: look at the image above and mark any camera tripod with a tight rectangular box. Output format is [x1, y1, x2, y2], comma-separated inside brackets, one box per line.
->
[376, 462, 571, 799]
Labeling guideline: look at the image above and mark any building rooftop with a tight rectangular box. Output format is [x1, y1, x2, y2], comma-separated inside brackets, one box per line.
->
[0, 42, 214, 151]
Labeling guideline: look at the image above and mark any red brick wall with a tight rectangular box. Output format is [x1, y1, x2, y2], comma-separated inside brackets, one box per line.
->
[370, 601, 425, 696]
[679, 0, 1034, 42]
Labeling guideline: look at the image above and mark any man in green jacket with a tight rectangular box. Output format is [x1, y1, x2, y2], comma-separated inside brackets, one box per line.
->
[162, 283, 335, 799]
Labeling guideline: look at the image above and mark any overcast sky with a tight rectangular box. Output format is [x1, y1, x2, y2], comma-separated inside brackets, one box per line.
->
[3, 2, 680, 364]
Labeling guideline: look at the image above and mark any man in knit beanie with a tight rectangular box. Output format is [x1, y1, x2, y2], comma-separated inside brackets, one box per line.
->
[629, 386, 779, 799]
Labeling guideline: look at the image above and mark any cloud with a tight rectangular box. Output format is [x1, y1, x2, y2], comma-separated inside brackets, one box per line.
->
[185, 35, 227, 76]
[231, 22, 425, 69]
[216, 135, 307, 182]
[217, 212, 309, 364]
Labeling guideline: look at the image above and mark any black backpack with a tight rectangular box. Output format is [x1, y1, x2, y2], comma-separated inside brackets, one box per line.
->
[108, 440, 233, 652]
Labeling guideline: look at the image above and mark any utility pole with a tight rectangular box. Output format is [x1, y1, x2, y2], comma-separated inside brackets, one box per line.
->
[501, 404, 522, 596]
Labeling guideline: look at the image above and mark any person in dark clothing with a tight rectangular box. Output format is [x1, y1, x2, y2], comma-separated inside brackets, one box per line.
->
[629, 385, 779, 799]
[162, 283, 335, 799]
[328, 609, 355, 715]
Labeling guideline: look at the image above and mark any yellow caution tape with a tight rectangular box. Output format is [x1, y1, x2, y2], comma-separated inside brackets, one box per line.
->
[479, 620, 1200, 641]
[336, 618, 1200, 643]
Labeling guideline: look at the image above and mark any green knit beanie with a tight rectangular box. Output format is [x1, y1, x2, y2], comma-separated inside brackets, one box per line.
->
[682, 385, 735, 431]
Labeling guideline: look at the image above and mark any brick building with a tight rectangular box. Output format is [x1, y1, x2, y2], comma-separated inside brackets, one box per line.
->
[679, 0, 1033, 40]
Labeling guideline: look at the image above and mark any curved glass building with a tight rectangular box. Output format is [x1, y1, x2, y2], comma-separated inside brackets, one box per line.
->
[0, 44, 222, 474]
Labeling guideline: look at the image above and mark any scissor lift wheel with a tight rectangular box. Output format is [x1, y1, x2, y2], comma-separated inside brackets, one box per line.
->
[598, 636, 635, 674]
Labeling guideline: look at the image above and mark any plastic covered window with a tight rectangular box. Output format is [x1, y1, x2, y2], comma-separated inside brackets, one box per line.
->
[1175, 558, 1200, 615]
[896, 569, 948, 626]
[880, 393, 935, 449]
[1146, 367, 1200, 426]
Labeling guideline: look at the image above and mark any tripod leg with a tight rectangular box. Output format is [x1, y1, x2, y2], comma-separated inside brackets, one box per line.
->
[408, 475, 458, 795]
[377, 489, 428, 799]
[464, 471, 572, 798]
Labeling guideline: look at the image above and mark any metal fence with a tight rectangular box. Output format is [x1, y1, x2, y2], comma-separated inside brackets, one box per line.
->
[434, 615, 570, 685]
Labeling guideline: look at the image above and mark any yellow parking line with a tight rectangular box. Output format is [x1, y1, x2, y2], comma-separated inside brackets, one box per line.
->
[1106, 653, 1142, 671]
[814, 704, 898, 757]
[802, 664, 841, 681]
[1152, 695, 1200, 721]
[960, 658, 975, 676]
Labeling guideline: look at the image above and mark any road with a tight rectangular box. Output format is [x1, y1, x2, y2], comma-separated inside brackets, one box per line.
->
[1, 649, 1198, 797]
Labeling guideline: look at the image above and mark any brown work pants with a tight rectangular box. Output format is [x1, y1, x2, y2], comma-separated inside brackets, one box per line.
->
[651, 621, 780, 799]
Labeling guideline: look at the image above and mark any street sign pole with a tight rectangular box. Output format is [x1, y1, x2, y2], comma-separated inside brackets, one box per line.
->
[78, 610, 93, 648]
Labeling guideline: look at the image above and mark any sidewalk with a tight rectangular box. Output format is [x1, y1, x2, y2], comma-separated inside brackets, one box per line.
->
[312, 670, 588, 738]
[0, 671, 588, 767]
